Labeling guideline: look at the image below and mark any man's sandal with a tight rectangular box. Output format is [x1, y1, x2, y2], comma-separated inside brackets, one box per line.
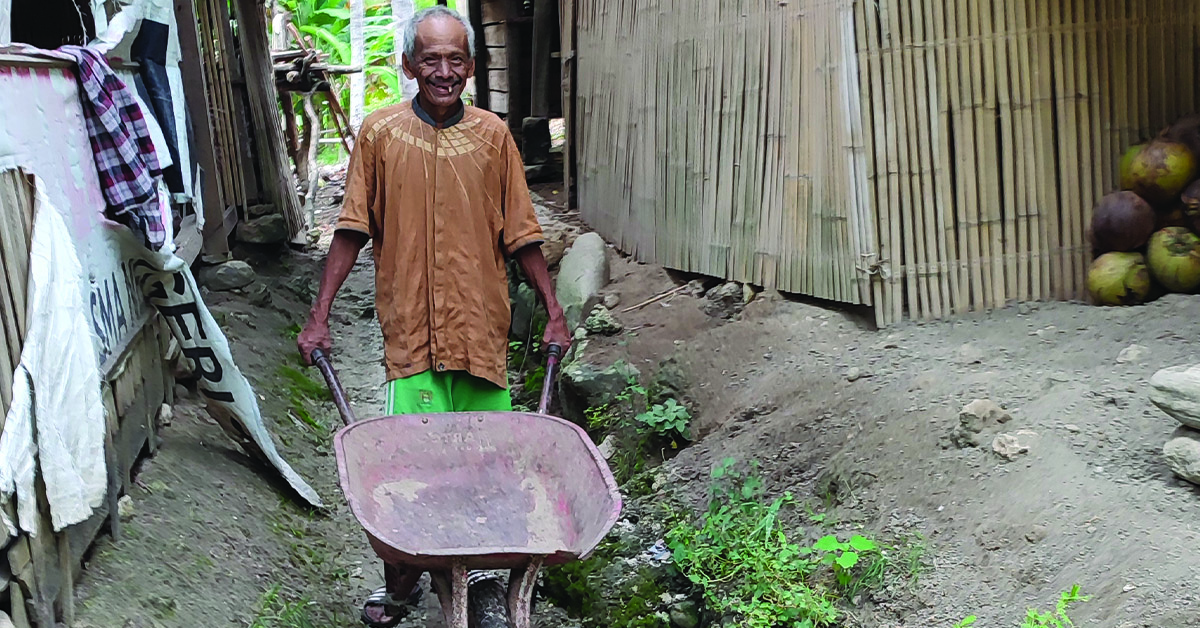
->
[360, 584, 423, 628]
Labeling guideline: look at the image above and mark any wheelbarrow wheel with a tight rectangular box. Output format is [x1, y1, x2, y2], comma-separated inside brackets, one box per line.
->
[467, 574, 510, 628]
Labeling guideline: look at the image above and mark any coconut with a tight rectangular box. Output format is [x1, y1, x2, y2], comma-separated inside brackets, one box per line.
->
[1147, 227, 1200, 293]
[1156, 204, 1193, 231]
[1119, 143, 1146, 190]
[1087, 252, 1154, 306]
[1089, 191, 1156, 253]
[1166, 113, 1200, 159]
[1121, 137, 1199, 206]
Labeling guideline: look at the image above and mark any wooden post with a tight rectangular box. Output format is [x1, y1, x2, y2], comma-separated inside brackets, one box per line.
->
[173, 0, 230, 257]
[468, 0, 491, 111]
[350, 0, 365, 130]
[392, 0, 418, 99]
[231, 0, 307, 240]
[558, 0, 574, 202]
[530, 0, 556, 118]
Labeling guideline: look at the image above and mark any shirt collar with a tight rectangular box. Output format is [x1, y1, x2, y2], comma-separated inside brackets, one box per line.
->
[411, 96, 465, 129]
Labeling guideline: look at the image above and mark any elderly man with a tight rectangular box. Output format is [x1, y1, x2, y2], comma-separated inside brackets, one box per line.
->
[297, 6, 571, 626]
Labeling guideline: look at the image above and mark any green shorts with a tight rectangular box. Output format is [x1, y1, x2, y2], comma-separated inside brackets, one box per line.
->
[384, 370, 512, 415]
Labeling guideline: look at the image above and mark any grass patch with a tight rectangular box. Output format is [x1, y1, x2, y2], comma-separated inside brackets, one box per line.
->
[1022, 585, 1089, 628]
[277, 365, 333, 434]
[667, 459, 903, 628]
[249, 585, 319, 628]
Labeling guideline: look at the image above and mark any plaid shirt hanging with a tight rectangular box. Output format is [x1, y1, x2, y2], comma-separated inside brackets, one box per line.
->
[61, 45, 166, 250]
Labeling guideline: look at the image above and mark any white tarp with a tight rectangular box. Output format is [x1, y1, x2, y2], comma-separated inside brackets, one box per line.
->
[0, 178, 108, 535]
[123, 234, 323, 508]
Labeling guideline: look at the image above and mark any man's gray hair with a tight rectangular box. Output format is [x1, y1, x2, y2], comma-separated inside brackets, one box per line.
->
[402, 6, 476, 61]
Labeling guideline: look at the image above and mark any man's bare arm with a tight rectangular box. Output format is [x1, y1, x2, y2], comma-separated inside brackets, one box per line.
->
[298, 230, 370, 363]
[513, 244, 572, 351]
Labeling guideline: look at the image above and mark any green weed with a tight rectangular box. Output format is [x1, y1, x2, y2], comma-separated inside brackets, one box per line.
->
[1021, 585, 1089, 628]
[952, 617, 978, 628]
[666, 459, 891, 628]
[635, 398, 691, 444]
[249, 585, 318, 628]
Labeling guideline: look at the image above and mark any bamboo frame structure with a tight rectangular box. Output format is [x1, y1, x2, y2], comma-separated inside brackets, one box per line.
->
[572, 0, 1200, 325]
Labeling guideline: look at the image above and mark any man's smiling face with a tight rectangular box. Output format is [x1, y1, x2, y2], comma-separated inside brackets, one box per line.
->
[404, 15, 475, 113]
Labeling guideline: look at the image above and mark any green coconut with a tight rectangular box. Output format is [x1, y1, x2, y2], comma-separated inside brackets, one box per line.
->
[1122, 138, 1199, 206]
[1119, 142, 1146, 190]
[1147, 227, 1200, 293]
[1087, 252, 1153, 306]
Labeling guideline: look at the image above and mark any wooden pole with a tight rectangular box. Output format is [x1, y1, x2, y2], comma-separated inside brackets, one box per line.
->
[231, 0, 307, 239]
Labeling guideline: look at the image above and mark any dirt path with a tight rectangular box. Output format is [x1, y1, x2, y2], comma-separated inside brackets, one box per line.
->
[70, 177, 1200, 628]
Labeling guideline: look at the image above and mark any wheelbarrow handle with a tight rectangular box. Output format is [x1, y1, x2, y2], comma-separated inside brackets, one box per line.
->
[538, 344, 564, 415]
[311, 349, 358, 426]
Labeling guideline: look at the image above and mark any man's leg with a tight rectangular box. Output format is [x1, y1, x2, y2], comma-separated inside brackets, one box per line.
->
[363, 371, 454, 626]
[447, 372, 513, 412]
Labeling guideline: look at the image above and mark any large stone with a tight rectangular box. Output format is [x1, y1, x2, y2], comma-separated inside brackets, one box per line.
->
[1163, 434, 1200, 485]
[959, 399, 1012, 433]
[540, 221, 578, 269]
[584, 306, 623, 336]
[992, 430, 1039, 460]
[703, 282, 744, 319]
[237, 214, 289, 244]
[669, 600, 702, 628]
[562, 358, 640, 408]
[1150, 365, 1200, 430]
[246, 203, 276, 218]
[197, 260, 255, 291]
[509, 282, 538, 342]
[556, 233, 610, 331]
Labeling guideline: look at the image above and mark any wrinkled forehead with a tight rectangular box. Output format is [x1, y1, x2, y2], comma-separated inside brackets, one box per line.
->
[414, 16, 470, 56]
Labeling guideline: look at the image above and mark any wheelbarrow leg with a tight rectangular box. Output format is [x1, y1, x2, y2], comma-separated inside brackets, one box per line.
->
[431, 560, 470, 628]
[506, 556, 545, 628]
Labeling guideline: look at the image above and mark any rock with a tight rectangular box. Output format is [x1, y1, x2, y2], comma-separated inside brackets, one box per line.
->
[684, 279, 708, 297]
[1163, 435, 1200, 485]
[703, 282, 744, 319]
[556, 233, 610, 330]
[846, 367, 863, 382]
[1149, 365, 1200, 430]
[509, 282, 538, 341]
[1116, 344, 1149, 364]
[949, 399, 1013, 449]
[562, 359, 641, 408]
[197, 261, 255, 291]
[246, 282, 272, 307]
[246, 203, 276, 219]
[597, 435, 617, 460]
[584, 306, 623, 336]
[992, 430, 1039, 460]
[959, 399, 1012, 432]
[159, 403, 173, 427]
[118, 495, 134, 521]
[283, 274, 315, 302]
[742, 284, 759, 305]
[1025, 525, 1049, 544]
[540, 221, 578, 269]
[603, 293, 621, 310]
[669, 600, 702, 628]
[956, 343, 985, 365]
[236, 214, 289, 244]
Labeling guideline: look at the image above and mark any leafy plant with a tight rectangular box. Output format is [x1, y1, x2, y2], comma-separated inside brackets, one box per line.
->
[666, 459, 889, 628]
[1021, 585, 1089, 628]
[250, 585, 318, 628]
[636, 398, 691, 443]
[952, 617, 978, 628]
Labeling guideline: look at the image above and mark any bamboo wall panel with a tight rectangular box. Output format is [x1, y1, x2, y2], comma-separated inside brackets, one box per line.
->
[574, 0, 875, 306]
[573, 0, 1200, 325]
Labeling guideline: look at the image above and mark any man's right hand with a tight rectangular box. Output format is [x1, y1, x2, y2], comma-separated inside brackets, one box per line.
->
[297, 318, 332, 365]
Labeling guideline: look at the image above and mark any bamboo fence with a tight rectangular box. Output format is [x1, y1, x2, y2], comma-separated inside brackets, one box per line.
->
[573, 0, 1200, 325]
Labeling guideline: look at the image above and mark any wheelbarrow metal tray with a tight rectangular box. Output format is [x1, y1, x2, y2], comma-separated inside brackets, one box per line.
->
[334, 411, 622, 571]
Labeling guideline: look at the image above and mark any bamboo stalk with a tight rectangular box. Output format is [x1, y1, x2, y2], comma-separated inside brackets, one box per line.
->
[992, 0, 1019, 305]
[904, 0, 941, 318]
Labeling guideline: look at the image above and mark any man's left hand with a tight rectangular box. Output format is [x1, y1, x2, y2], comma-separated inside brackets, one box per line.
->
[543, 312, 572, 353]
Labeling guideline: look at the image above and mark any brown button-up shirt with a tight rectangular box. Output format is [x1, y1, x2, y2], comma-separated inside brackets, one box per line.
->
[336, 101, 543, 388]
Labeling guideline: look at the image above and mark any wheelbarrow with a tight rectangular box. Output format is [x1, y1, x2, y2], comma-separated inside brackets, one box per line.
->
[311, 346, 623, 627]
